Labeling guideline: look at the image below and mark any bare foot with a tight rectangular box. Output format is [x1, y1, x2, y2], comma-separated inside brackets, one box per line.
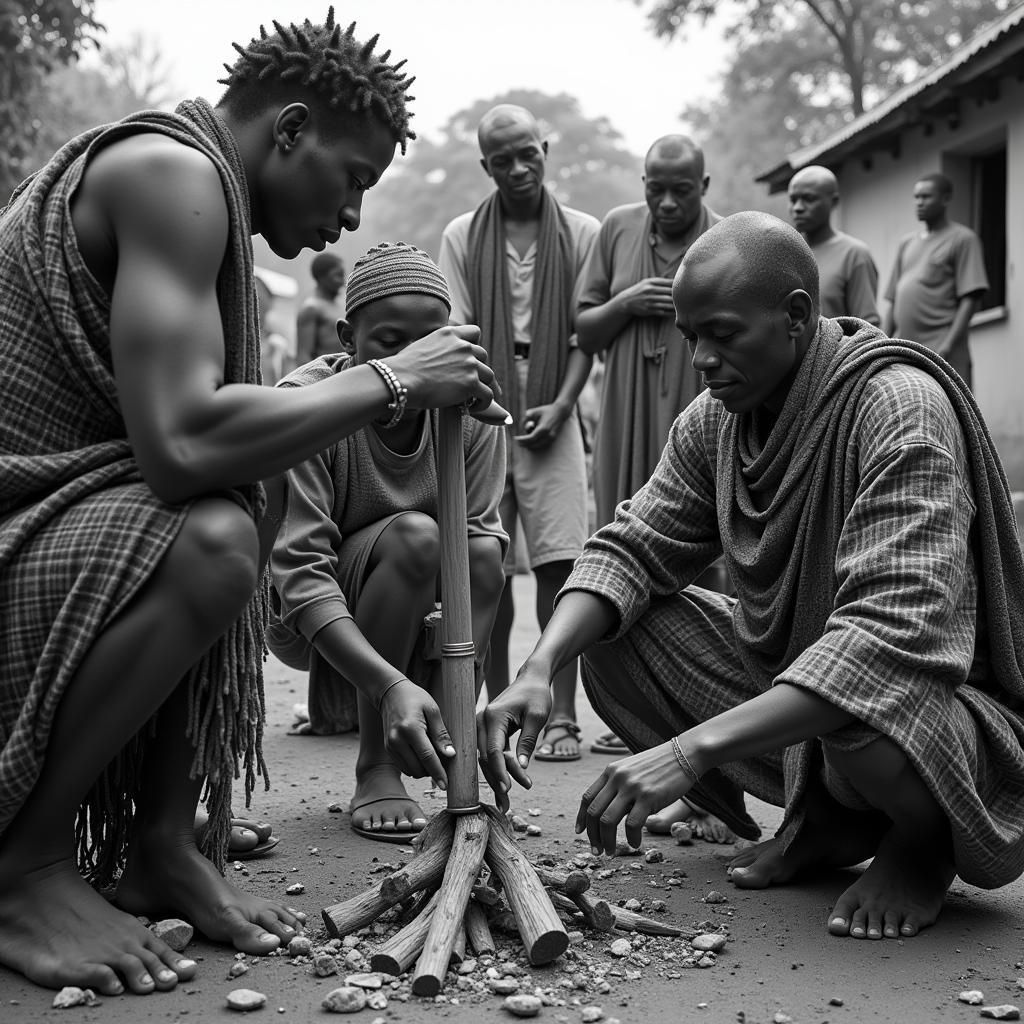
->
[194, 809, 273, 857]
[645, 797, 736, 842]
[349, 764, 427, 837]
[826, 826, 955, 939]
[114, 829, 305, 955]
[0, 857, 197, 994]
[728, 815, 884, 889]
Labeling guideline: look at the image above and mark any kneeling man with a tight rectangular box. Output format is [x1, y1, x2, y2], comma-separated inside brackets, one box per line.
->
[478, 211, 1024, 941]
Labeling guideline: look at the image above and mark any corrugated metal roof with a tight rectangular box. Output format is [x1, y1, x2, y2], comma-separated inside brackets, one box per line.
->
[758, 2, 1024, 187]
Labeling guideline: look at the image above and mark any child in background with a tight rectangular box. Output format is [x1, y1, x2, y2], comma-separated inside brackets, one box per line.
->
[268, 242, 508, 842]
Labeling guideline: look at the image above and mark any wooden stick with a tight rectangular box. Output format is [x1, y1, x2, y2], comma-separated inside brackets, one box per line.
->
[549, 890, 615, 932]
[533, 864, 591, 897]
[368, 891, 441, 976]
[610, 903, 697, 938]
[435, 404, 479, 814]
[412, 814, 490, 996]
[482, 806, 568, 965]
[449, 926, 467, 966]
[464, 901, 495, 956]
[321, 812, 454, 937]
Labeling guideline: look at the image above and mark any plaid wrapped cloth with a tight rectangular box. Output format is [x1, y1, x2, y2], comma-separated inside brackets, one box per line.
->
[0, 98, 268, 884]
[570, 316, 1024, 888]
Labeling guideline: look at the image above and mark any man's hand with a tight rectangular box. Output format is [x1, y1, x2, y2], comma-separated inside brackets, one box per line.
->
[388, 325, 498, 411]
[379, 679, 456, 790]
[512, 402, 568, 451]
[575, 741, 696, 855]
[618, 278, 675, 318]
[475, 668, 553, 813]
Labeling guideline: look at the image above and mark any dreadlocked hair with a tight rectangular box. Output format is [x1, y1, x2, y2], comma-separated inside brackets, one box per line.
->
[217, 6, 416, 153]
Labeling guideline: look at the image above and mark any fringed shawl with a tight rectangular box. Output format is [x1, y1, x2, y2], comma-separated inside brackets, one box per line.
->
[0, 99, 268, 883]
[466, 189, 574, 410]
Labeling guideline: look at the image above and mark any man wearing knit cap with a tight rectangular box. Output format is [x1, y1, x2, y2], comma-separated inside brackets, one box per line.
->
[269, 242, 508, 842]
[439, 105, 599, 762]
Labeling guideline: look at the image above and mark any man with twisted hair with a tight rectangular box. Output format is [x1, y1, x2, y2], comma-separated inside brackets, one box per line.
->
[0, 9, 499, 997]
[480, 211, 1024, 942]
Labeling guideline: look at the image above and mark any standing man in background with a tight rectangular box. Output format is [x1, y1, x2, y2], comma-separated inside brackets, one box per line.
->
[439, 103, 599, 763]
[296, 251, 349, 365]
[787, 165, 879, 325]
[884, 173, 987, 389]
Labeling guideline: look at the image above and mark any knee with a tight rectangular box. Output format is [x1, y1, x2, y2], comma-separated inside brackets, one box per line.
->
[169, 499, 259, 619]
[825, 734, 912, 805]
[469, 540, 505, 604]
[378, 512, 440, 583]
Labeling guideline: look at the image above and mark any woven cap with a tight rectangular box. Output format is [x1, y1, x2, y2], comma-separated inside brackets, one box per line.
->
[345, 241, 451, 318]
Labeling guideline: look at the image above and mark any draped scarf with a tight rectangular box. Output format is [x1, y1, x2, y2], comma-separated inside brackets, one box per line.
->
[0, 98, 267, 881]
[466, 188, 574, 410]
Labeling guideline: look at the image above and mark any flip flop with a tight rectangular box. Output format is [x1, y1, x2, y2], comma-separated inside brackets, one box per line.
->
[195, 812, 281, 860]
[534, 719, 582, 762]
[349, 795, 426, 845]
[589, 730, 629, 755]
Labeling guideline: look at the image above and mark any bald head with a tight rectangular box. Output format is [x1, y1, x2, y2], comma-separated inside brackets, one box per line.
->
[787, 165, 840, 242]
[645, 134, 705, 177]
[477, 104, 542, 151]
[680, 211, 820, 314]
[788, 165, 838, 198]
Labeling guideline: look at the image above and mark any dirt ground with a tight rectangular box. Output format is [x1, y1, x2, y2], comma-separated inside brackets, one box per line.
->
[4, 573, 1024, 1023]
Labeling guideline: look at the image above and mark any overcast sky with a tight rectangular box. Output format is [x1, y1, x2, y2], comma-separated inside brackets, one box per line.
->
[88, 0, 730, 155]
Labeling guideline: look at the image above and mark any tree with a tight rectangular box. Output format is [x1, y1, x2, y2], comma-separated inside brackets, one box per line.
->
[0, 0, 101, 198]
[355, 88, 644, 259]
[628, 0, 1009, 212]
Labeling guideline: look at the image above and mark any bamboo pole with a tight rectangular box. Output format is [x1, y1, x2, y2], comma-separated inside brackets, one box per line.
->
[368, 891, 441, 976]
[411, 814, 490, 996]
[481, 807, 568, 965]
[321, 812, 454, 937]
[436, 404, 480, 814]
[464, 901, 495, 956]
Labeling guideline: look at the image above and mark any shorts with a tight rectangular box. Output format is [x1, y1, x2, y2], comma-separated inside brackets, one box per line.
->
[501, 358, 589, 574]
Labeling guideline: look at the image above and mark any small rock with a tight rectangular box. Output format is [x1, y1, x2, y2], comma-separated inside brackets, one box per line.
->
[528, 808, 542, 816]
[287, 935, 312, 957]
[322, 986, 368, 1013]
[772, 1014, 793, 1024]
[829, 997, 844, 1007]
[285, 882, 305, 895]
[581, 1006, 604, 1022]
[981, 1008, 1021, 1021]
[623, 898, 642, 911]
[228, 962, 250, 979]
[52, 987, 99, 1009]
[226, 988, 267, 1011]
[697, 955, 716, 969]
[526, 824, 543, 837]
[670, 822, 693, 844]
[608, 938, 632, 958]
[313, 953, 339, 977]
[151, 918, 194, 952]
[503, 993, 543, 1017]
[650, 899, 667, 912]
[644, 849, 664, 864]
[704, 890, 727, 904]
[510, 815, 529, 832]
[691, 933, 727, 953]
[345, 972, 383, 989]
[366, 991, 388, 1010]
[489, 978, 520, 995]
[961, 991, 987, 1005]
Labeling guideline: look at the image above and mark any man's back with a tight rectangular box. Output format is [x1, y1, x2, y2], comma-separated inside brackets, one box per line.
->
[811, 230, 879, 324]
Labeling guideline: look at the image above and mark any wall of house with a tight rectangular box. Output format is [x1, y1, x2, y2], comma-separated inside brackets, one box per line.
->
[829, 75, 1024, 489]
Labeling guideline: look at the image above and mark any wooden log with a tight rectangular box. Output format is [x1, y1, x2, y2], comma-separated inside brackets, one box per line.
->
[470, 882, 501, 907]
[435, 404, 480, 814]
[449, 926, 467, 966]
[321, 813, 454, 937]
[549, 890, 615, 932]
[533, 864, 591, 897]
[368, 891, 441, 976]
[464, 901, 495, 956]
[482, 806, 568, 965]
[411, 814, 490, 996]
[610, 903, 697, 939]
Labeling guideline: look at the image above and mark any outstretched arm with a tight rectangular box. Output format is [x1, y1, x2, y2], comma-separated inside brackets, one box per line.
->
[86, 136, 495, 503]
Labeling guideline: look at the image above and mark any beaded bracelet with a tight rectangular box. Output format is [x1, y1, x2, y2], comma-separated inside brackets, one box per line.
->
[670, 736, 701, 785]
[367, 358, 408, 429]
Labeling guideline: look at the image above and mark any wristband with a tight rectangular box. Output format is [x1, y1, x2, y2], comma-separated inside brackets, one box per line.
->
[670, 736, 701, 785]
[374, 677, 405, 713]
[367, 358, 408, 429]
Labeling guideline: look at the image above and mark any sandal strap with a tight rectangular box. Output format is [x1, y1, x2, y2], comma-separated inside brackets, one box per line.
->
[542, 719, 582, 740]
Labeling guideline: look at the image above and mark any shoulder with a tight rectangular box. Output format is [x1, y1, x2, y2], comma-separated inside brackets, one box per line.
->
[278, 352, 351, 388]
[601, 202, 646, 231]
[856, 362, 962, 456]
[947, 221, 982, 245]
[441, 209, 476, 242]
[833, 231, 873, 257]
[559, 203, 601, 238]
